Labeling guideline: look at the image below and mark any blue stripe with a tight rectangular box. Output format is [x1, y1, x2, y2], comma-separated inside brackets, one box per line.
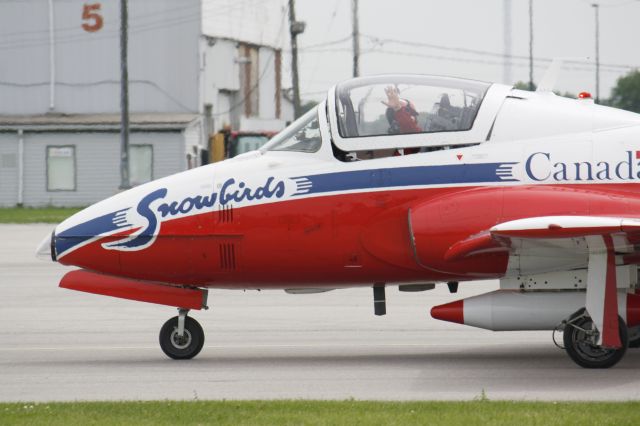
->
[55, 208, 130, 255]
[291, 162, 519, 195]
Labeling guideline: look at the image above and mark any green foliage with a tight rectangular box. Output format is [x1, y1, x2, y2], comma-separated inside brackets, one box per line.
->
[513, 80, 576, 99]
[0, 207, 82, 223]
[1, 401, 640, 426]
[556, 91, 576, 99]
[513, 81, 536, 91]
[610, 70, 640, 113]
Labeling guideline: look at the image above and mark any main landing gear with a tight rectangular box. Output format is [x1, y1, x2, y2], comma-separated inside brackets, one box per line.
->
[562, 309, 628, 369]
[159, 309, 205, 360]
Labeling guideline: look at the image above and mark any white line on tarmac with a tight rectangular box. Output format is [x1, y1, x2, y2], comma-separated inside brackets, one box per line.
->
[0, 341, 547, 352]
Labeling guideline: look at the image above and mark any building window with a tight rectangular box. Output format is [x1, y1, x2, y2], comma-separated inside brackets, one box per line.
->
[47, 146, 76, 191]
[129, 144, 153, 185]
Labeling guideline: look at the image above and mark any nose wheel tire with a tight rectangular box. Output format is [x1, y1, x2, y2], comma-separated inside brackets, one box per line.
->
[159, 316, 205, 360]
[563, 315, 628, 369]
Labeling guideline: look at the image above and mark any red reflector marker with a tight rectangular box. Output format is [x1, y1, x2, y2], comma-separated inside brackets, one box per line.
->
[578, 91, 592, 99]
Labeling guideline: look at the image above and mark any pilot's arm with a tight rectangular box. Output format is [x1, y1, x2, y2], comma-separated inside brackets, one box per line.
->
[383, 86, 421, 134]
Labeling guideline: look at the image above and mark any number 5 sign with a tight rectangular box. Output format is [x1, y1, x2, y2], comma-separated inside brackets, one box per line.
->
[82, 3, 104, 33]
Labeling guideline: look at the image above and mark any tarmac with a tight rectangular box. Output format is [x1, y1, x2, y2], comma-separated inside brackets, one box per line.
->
[1, 223, 640, 402]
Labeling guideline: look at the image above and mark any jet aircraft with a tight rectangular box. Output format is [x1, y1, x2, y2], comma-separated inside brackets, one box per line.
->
[37, 74, 640, 368]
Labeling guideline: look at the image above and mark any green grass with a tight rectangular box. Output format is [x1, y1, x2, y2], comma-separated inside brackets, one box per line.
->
[1, 400, 640, 426]
[0, 207, 83, 223]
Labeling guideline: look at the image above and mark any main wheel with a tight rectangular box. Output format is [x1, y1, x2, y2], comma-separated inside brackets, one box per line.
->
[159, 316, 205, 360]
[563, 315, 628, 369]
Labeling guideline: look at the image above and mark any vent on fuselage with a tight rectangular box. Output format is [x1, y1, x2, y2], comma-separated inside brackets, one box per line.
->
[219, 243, 236, 270]
[218, 205, 234, 223]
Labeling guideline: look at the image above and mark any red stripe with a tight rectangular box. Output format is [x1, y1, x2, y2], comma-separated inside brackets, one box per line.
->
[602, 235, 621, 348]
[627, 293, 640, 328]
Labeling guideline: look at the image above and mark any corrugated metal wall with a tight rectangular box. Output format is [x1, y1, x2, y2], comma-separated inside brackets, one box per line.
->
[2, 131, 185, 207]
[0, 0, 200, 115]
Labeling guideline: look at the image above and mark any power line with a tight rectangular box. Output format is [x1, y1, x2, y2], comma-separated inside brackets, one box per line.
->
[528, 0, 534, 90]
[579, 0, 640, 7]
[0, 0, 258, 42]
[358, 48, 629, 74]
[0, 2, 201, 40]
[503, 0, 512, 85]
[305, 1, 343, 89]
[119, 0, 130, 190]
[300, 34, 351, 50]
[593, 3, 601, 102]
[299, 45, 629, 74]
[351, 0, 360, 77]
[288, 0, 303, 118]
[358, 33, 637, 71]
[0, 2, 289, 117]
[0, 2, 269, 52]
[0, 79, 193, 111]
[211, 2, 290, 117]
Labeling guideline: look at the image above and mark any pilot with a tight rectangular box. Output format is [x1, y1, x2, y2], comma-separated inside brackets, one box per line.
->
[382, 85, 421, 135]
[383, 85, 420, 155]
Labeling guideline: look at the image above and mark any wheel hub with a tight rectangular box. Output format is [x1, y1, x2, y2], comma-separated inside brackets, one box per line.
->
[170, 328, 192, 349]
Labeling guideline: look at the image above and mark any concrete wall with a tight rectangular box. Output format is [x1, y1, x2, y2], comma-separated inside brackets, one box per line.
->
[0, 0, 201, 115]
[0, 131, 185, 207]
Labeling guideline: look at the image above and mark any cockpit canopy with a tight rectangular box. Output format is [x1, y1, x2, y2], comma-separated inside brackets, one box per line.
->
[328, 75, 511, 152]
[335, 76, 489, 138]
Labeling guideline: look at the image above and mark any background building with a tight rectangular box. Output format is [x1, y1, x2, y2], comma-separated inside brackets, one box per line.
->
[0, 0, 292, 207]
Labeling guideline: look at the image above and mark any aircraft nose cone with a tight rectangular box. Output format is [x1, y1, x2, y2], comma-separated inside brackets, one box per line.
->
[35, 229, 56, 262]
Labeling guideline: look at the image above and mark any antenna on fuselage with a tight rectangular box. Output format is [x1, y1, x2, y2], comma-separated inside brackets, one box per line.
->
[536, 57, 590, 93]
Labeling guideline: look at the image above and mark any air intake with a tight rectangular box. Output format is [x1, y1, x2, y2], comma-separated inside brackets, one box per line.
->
[218, 205, 234, 223]
[219, 243, 236, 270]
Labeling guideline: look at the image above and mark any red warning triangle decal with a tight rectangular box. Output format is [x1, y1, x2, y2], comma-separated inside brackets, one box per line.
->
[456, 154, 463, 161]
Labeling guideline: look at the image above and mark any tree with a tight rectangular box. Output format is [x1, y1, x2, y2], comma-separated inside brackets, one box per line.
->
[513, 80, 575, 99]
[610, 70, 640, 114]
[513, 81, 536, 91]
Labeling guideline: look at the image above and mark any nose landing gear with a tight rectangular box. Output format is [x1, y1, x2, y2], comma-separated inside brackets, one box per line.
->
[159, 308, 205, 360]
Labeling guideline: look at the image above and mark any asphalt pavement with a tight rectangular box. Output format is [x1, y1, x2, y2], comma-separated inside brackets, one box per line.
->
[1, 224, 640, 402]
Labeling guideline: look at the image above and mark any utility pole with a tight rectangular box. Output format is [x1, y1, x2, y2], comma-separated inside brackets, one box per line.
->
[528, 0, 534, 91]
[119, 0, 130, 189]
[503, 0, 512, 85]
[352, 0, 360, 78]
[288, 0, 305, 119]
[593, 3, 600, 103]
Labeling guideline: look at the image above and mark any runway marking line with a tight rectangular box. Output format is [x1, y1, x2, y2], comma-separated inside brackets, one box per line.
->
[0, 341, 549, 352]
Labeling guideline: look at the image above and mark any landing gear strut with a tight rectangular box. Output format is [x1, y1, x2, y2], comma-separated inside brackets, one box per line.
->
[563, 310, 628, 369]
[159, 308, 205, 360]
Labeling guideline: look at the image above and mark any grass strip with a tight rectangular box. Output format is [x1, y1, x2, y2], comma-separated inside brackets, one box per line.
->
[1, 400, 639, 426]
[0, 207, 83, 224]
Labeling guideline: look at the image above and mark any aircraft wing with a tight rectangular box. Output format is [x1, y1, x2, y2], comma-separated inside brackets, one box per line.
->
[445, 215, 640, 348]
